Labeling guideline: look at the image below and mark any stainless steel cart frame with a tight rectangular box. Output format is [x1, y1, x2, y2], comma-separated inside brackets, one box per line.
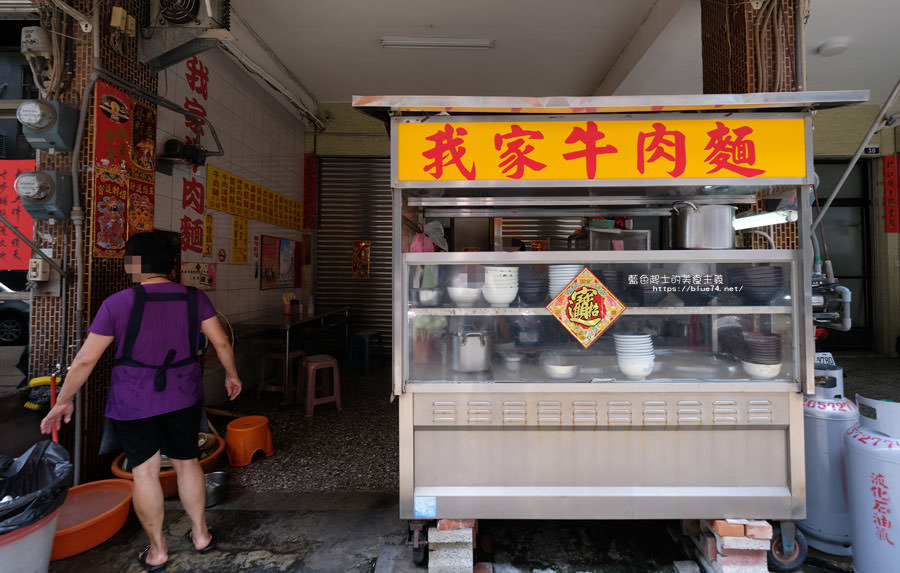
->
[355, 91, 869, 522]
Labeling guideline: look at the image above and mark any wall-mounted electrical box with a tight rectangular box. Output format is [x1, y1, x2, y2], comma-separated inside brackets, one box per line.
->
[14, 171, 72, 220]
[16, 100, 78, 152]
[27, 257, 50, 282]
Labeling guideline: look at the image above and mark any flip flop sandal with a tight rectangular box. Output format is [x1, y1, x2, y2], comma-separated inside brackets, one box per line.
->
[137, 545, 167, 571]
[186, 528, 216, 554]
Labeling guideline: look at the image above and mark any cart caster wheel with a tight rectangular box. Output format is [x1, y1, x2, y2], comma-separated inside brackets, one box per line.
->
[412, 544, 427, 566]
[767, 526, 808, 571]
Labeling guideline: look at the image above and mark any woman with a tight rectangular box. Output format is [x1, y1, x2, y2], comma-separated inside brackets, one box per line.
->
[41, 231, 242, 571]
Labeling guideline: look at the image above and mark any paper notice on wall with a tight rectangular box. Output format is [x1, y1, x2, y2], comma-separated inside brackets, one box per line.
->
[181, 262, 216, 290]
[232, 216, 248, 264]
[203, 212, 214, 256]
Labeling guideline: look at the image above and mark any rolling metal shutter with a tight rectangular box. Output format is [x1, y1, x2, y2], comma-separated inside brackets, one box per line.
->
[315, 157, 393, 348]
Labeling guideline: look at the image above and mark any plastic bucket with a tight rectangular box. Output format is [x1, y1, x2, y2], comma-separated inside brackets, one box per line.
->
[0, 507, 60, 573]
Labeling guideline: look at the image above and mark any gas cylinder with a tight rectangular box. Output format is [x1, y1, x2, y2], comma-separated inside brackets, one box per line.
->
[797, 356, 857, 556]
[844, 395, 900, 573]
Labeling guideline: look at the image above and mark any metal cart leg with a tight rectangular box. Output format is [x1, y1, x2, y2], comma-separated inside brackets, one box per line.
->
[408, 520, 429, 566]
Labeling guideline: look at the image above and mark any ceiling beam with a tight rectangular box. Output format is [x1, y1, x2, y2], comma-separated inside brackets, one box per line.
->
[593, 0, 690, 95]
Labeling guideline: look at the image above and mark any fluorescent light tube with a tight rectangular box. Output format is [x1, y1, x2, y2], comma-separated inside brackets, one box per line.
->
[380, 36, 495, 49]
[732, 210, 798, 230]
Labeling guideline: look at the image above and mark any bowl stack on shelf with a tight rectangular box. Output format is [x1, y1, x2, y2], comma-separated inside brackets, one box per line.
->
[740, 332, 782, 379]
[728, 265, 784, 304]
[548, 265, 582, 298]
[482, 266, 519, 307]
[518, 274, 548, 306]
[613, 333, 655, 380]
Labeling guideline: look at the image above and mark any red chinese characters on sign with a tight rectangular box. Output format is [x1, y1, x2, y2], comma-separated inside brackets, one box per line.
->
[494, 125, 547, 179]
[180, 216, 203, 253]
[0, 160, 35, 270]
[182, 177, 205, 214]
[185, 56, 209, 100]
[566, 285, 607, 328]
[637, 122, 686, 177]
[422, 124, 476, 180]
[183, 97, 207, 139]
[562, 121, 618, 179]
[871, 472, 895, 546]
[883, 155, 899, 233]
[704, 121, 765, 177]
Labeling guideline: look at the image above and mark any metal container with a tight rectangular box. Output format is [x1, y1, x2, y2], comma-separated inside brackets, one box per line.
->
[450, 330, 492, 372]
[798, 361, 857, 556]
[670, 202, 736, 249]
[844, 395, 900, 572]
[205, 471, 228, 508]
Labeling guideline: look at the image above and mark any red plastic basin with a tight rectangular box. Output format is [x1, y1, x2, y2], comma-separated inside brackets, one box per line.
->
[51, 479, 133, 560]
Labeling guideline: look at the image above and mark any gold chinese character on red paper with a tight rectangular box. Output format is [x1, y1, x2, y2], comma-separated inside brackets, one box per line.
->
[546, 268, 626, 348]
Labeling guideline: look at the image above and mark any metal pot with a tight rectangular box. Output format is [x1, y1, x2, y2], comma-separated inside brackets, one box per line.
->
[670, 201, 736, 249]
[451, 330, 492, 372]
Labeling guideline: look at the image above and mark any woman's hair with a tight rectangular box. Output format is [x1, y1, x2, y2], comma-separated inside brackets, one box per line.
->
[124, 231, 176, 274]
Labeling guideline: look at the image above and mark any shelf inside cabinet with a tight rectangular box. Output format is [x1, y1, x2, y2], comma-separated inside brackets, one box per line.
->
[408, 305, 793, 316]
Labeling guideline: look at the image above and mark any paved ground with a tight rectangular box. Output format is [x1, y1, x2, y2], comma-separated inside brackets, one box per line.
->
[1, 347, 896, 572]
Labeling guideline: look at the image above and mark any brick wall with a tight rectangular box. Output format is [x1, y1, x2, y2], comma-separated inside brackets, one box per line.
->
[701, 0, 798, 94]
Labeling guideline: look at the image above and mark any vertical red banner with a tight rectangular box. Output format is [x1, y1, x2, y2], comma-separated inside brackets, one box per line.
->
[93, 81, 132, 257]
[0, 159, 36, 270]
[129, 100, 157, 239]
[885, 155, 899, 234]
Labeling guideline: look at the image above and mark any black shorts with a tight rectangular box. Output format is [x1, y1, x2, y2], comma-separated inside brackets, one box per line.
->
[111, 402, 201, 468]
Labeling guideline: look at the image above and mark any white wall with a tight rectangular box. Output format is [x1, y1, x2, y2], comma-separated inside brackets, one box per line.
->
[154, 48, 306, 325]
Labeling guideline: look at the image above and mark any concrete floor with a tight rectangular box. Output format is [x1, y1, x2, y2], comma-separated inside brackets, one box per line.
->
[1, 347, 896, 572]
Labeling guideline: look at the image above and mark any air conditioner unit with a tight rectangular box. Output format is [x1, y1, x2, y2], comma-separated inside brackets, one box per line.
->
[150, 0, 230, 29]
[139, 0, 233, 72]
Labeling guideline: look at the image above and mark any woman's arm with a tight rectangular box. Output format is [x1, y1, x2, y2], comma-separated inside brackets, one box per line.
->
[39, 332, 115, 434]
[201, 315, 242, 400]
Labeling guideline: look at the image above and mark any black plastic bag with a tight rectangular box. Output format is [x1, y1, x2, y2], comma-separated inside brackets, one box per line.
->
[0, 440, 73, 535]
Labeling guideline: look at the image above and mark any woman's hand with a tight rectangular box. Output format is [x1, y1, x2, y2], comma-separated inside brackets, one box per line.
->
[225, 375, 242, 400]
[40, 401, 74, 434]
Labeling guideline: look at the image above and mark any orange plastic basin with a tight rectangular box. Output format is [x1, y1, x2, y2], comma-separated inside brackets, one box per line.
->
[110, 435, 225, 498]
[51, 479, 133, 561]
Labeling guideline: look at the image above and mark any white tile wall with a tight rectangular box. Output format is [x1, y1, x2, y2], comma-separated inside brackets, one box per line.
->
[155, 48, 306, 325]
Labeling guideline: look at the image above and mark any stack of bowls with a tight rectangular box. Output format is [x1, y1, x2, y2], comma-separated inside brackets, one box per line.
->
[518, 276, 548, 305]
[548, 265, 582, 298]
[482, 266, 519, 307]
[613, 333, 655, 380]
[728, 265, 784, 304]
[741, 332, 782, 379]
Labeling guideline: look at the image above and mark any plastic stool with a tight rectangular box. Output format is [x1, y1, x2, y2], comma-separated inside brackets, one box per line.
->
[257, 349, 305, 399]
[299, 354, 342, 417]
[225, 415, 274, 467]
[349, 330, 385, 376]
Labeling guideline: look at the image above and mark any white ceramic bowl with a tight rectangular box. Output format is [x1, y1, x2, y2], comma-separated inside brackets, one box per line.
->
[502, 354, 522, 372]
[417, 288, 440, 307]
[482, 285, 518, 307]
[617, 357, 655, 380]
[741, 360, 782, 379]
[447, 286, 482, 307]
[543, 363, 579, 379]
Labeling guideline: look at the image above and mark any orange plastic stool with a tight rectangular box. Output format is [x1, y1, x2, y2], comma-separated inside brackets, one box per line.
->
[299, 354, 342, 417]
[225, 415, 274, 467]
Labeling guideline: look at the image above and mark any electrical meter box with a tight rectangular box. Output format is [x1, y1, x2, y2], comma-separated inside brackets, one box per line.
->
[15, 171, 72, 220]
[17, 100, 78, 152]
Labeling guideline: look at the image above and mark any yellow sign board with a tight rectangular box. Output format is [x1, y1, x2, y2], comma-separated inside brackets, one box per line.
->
[397, 117, 806, 183]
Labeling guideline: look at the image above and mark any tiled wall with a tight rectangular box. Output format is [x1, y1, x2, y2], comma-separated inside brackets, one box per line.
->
[155, 48, 307, 324]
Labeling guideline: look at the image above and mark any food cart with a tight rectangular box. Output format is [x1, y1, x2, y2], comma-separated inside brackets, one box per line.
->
[353, 91, 867, 565]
